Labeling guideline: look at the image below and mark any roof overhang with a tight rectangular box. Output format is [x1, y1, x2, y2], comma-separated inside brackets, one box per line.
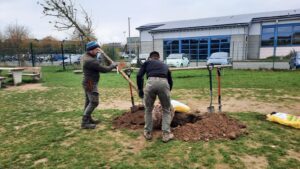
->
[136, 24, 165, 31]
[252, 14, 300, 22]
[149, 23, 249, 34]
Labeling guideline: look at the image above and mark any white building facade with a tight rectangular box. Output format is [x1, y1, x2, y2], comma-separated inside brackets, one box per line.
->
[137, 9, 300, 61]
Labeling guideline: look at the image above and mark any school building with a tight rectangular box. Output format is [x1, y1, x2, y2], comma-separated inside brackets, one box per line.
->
[136, 9, 300, 61]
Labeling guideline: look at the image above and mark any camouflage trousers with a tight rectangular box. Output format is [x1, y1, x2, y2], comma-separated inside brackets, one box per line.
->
[83, 83, 99, 116]
[143, 77, 172, 133]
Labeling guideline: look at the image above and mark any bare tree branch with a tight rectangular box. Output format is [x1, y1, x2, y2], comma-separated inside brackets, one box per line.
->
[39, 0, 94, 41]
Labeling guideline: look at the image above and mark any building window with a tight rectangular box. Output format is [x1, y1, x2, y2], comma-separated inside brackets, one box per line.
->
[163, 36, 230, 60]
[261, 24, 300, 47]
[261, 27, 275, 46]
[293, 26, 300, 45]
[277, 26, 292, 46]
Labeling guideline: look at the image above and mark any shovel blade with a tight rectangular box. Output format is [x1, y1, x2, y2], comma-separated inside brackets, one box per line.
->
[207, 106, 215, 113]
[130, 105, 145, 113]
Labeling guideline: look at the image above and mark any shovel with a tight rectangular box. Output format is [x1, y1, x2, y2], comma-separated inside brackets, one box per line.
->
[207, 65, 215, 113]
[217, 67, 222, 112]
[123, 68, 141, 113]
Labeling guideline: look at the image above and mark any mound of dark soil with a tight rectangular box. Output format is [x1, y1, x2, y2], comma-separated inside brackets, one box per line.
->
[173, 113, 247, 141]
[112, 108, 247, 142]
[113, 109, 145, 130]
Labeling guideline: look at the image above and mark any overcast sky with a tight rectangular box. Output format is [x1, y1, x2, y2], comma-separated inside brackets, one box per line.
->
[1, 0, 300, 44]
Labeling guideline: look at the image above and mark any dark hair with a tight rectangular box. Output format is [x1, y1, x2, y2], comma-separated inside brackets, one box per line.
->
[149, 51, 160, 58]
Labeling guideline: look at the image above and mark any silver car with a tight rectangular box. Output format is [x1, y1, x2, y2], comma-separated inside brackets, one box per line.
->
[206, 52, 231, 65]
[166, 54, 190, 67]
[289, 51, 300, 70]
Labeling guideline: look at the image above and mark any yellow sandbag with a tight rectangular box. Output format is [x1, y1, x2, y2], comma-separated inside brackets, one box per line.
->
[171, 100, 191, 114]
[266, 112, 300, 129]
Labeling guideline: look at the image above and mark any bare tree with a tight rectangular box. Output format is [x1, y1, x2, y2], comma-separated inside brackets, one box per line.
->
[38, 0, 95, 41]
[0, 31, 4, 42]
[5, 23, 30, 65]
[5, 23, 29, 43]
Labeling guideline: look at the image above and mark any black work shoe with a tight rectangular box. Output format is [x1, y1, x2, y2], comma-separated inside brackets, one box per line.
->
[88, 116, 100, 124]
[81, 116, 96, 129]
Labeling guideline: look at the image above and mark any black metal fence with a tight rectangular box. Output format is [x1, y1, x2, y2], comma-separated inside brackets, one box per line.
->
[0, 40, 84, 70]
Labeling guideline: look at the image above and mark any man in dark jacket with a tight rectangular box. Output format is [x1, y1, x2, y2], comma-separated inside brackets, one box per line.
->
[81, 41, 117, 129]
[136, 51, 174, 142]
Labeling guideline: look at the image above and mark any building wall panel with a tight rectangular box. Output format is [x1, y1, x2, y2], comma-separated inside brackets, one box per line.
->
[260, 46, 300, 58]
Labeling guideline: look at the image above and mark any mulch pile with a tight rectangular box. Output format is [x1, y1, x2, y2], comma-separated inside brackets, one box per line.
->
[113, 107, 247, 142]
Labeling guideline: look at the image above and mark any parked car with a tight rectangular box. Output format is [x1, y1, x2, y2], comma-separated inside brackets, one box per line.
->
[121, 53, 136, 59]
[60, 55, 81, 65]
[165, 53, 190, 67]
[52, 54, 68, 61]
[130, 53, 149, 66]
[206, 52, 231, 65]
[289, 51, 300, 70]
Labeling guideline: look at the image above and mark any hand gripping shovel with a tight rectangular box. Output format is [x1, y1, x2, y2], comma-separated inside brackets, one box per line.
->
[207, 65, 215, 113]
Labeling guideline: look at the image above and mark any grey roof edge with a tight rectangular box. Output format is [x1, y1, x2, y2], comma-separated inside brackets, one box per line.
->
[149, 23, 249, 33]
[252, 14, 300, 22]
[136, 24, 165, 31]
[137, 8, 300, 32]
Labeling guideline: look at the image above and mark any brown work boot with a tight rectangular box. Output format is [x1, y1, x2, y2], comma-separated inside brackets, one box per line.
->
[162, 132, 174, 143]
[143, 131, 153, 140]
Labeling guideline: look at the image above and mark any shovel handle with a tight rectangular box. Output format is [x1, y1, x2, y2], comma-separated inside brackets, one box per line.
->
[119, 70, 139, 92]
[99, 48, 114, 64]
[98, 48, 138, 93]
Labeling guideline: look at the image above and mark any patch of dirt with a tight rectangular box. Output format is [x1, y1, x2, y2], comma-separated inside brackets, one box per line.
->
[113, 106, 247, 142]
[183, 98, 300, 115]
[287, 150, 300, 161]
[14, 120, 45, 131]
[239, 155, 268, 169]
[106, 130, 146, 155]
[95, 93, 300, 115]
[0, 127, 6, 133]
[5, 83, 48, 92]
[19, 153, 32, 159]
[61, 137, 79, 147]
[34, 158, 48, 166]
[214, 164, 231, 169]
[245, 141, 263, 149]
[98, 100, 133, 110]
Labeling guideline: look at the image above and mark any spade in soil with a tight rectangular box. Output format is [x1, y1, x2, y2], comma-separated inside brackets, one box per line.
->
[207, 65, 215, 113]
[123, 68, 142, 113]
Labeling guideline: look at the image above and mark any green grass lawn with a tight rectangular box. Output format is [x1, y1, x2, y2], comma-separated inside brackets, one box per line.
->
[0, 67, 299, 168]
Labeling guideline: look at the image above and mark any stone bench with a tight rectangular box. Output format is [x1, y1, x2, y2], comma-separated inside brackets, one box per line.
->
[20, 67, 42, 81]
[0, 76, 6, 88]
[73, 70, 83, 74]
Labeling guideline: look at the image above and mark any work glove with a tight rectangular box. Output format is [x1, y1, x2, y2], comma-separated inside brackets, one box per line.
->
[138, 90, 144, 99]
[110, 62, 118, 69]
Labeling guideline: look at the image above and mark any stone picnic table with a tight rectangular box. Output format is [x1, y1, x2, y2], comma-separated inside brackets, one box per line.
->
[0, 67, 25, 86]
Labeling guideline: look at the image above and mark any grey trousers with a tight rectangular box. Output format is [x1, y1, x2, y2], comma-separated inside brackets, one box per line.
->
[144, 77, 171, 133]
[83, 84, 99, 116]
